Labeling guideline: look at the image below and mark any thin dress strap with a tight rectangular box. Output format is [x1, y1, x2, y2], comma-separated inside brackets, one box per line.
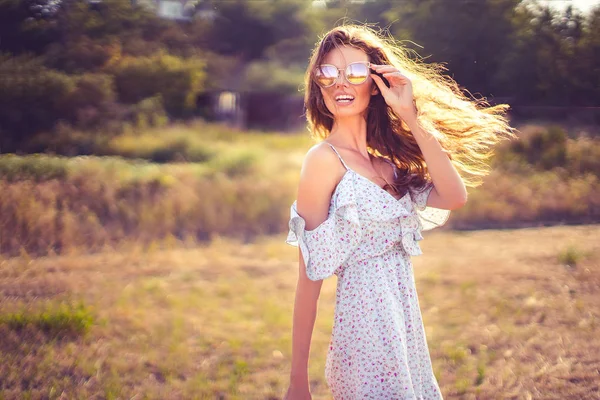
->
[383, 158, 398, 179]
[326, 143, 350, 171]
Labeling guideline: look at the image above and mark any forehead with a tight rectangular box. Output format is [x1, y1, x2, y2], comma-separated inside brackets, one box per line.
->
[322, 45, 368, 67]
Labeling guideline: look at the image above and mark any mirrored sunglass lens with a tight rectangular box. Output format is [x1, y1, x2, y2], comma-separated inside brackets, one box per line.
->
[316, 65, 338, 86]
[346, 63, 369, 84]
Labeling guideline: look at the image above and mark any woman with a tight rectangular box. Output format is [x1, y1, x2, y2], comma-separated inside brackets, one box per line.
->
[283, 25, 515, 399]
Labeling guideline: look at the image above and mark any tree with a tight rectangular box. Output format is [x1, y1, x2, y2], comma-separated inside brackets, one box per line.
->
[383, 0, 521, 97]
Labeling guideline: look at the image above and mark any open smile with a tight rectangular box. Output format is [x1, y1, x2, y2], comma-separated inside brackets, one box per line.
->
[335, 94, 355, 105]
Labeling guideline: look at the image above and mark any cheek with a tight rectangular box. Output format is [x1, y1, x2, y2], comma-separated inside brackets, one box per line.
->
[355, 85, 374, 106]
[320, 90, 336, 110]
[361, 82, 376, 98]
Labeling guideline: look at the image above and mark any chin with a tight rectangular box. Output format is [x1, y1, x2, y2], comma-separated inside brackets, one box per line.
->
[332, 110, 368, 120]
[329, 104, 369, 119]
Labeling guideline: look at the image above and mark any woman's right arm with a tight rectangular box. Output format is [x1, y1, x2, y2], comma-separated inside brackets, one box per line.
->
[285, 144, 343, 398]
[286, 249, 323, 395]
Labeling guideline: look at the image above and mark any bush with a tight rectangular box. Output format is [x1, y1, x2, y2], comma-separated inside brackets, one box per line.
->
[109, 51, 206, 117]
[21, 122, 112, 156]
[60, 72, 117, 128]
[241, 59, 305, 95]
[0, 153, 69, 181]
[492, 125, 600, 173]
[0, 52, 76, 150]
[558, 246, 583, 267]
[44, 35, 122, 73]
[508, 125, 567, 170]
[69, 73, 116, 109]
[566, 136, 600, 175]
[104, 130, 215, 163]
[207, 148, 261, 177]
[0, 153, 292, 257]
[131, 95, 169, 130]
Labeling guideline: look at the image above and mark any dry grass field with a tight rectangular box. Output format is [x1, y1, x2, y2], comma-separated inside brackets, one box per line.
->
[0, 224, 598, 399]
[2, 122, 599, 257]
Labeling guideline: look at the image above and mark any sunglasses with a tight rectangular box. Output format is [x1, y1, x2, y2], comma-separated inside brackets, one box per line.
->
[314, 61, 372, 88]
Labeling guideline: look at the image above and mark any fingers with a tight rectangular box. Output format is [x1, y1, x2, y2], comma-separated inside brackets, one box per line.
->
[370, 63, 400, 74]
[371, 64, 409, 83]
[370, 73, 389, 94]
[383, 71, 406, 80]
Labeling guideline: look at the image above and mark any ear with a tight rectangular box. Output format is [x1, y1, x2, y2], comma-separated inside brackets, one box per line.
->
[371, 84, 379, 96]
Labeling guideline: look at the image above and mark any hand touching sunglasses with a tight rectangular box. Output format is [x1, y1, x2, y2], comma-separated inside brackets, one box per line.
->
[314, 61, 390, 88]
[315, 61, 418, 122]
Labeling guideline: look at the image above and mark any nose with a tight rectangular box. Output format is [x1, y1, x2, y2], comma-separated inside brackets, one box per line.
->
[334, 70, 348, 87]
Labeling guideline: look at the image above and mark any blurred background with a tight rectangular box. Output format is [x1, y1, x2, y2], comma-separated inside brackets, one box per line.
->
[0, 0, 599, 399]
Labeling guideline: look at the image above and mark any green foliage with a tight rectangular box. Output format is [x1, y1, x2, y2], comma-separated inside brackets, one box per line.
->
[58, 72, 118, 129]
[207, 149, 261, 177]
[131, 95, 169, 131]
[0, 122, 597, 257]
[476, 363, 486, 386]
[0, 53, 75, 142]
[105, 131, 215, 163]
[496, 3, 599, 105]
[200, 0, 313, 61]
[495, 125, 600, 175]
[334, 0, 600, 106]
[241, 60, 306, 94]
[20, 121, 306, 164]
[566, 136, 600, 175]
[262, 36, 314, 67]
[0, 154, 69, 181]
[3, 0, 600, 150]
[21, 121, 113, 156]
[71, 73, 116, 106]
[0, 156, 289, 256]
[44, 35, 122, 73]
[509, 125, 567, 170]
[0, 300, 94, 337]
[109, 51, 206, 116]
[385, 0, 521, 96]
[57, 0, 161, 39]
[558, 246, 583, 267]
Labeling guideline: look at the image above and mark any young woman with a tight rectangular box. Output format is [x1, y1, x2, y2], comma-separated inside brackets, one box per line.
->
[284, 25, 515, 399]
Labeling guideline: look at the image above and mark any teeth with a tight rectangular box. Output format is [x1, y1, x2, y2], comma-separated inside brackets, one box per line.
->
[335, 95, 354, 101]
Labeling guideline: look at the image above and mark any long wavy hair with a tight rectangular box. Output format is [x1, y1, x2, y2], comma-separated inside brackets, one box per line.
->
[304, 24, 517, 190]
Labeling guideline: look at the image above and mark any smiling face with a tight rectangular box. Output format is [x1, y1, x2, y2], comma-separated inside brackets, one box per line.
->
[317, 45, 379, 120]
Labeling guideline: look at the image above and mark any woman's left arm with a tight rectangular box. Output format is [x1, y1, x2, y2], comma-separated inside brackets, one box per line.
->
[404, 117, 467, 210]
[370, 63, 467, 210]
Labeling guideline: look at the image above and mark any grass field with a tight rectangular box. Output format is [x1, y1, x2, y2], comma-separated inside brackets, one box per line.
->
[0, 224, 598, 399]
[2, 121, 599, 257]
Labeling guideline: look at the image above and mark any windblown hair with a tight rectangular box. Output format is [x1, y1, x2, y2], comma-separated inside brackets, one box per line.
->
[304, 24, 517, 189]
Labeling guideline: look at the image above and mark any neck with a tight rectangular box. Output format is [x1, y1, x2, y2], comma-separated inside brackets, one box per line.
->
[329, 114, 369, 157]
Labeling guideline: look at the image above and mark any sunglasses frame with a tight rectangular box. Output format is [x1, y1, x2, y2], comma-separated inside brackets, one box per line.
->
[314, 61, 372, 88]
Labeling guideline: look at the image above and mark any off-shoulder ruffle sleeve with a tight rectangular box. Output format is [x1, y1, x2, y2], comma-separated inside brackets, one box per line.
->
[410, 181, 451, 231]
[285, 199, 362, 281]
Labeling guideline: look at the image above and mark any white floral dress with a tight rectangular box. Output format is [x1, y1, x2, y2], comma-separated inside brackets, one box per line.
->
[286, 143, 450, 399]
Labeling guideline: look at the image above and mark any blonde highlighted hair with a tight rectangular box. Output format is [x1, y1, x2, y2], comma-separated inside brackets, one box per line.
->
[304, 24, 517, 189]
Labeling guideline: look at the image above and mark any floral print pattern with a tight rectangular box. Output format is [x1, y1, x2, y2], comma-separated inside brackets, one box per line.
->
[286, 143, 450, 399]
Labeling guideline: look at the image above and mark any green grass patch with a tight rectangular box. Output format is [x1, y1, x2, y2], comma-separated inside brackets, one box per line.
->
[0, 154, 69, 182]
[558, 245, 584, 267]
[0, 300, 94, 337]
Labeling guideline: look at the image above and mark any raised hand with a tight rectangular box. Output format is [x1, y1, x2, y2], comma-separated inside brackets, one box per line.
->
[370, 63, 418, 123]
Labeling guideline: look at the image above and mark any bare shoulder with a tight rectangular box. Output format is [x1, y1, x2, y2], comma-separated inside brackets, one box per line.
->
[296, 142, 345, 230]
[301, 142, 342, 178]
